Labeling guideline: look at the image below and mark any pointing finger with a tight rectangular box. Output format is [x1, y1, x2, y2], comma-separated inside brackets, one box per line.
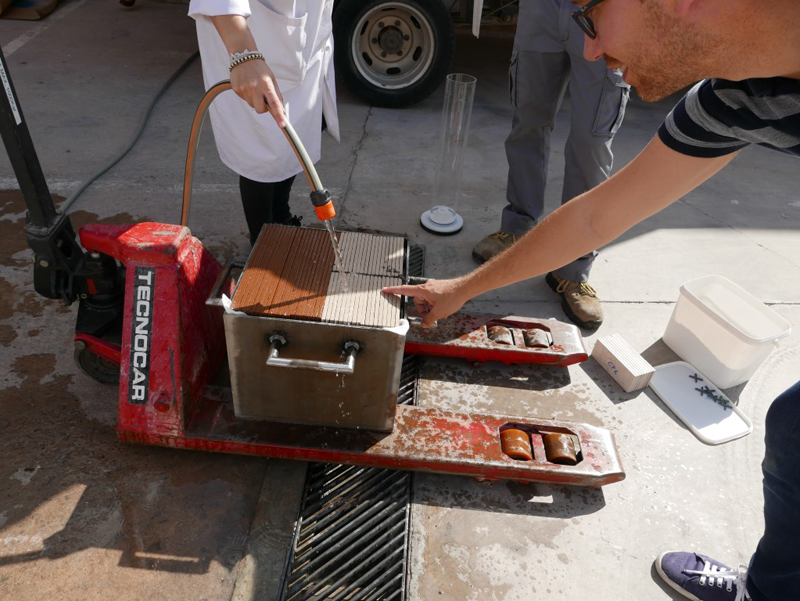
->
[382, 285, 422, 297]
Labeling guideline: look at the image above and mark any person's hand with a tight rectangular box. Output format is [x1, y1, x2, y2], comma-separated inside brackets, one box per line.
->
[230, 58, 287, 128]
[382, 278, 468, 327]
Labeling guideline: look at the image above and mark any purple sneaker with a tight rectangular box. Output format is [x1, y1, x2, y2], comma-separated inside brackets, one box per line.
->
[656, 551, 750, 601]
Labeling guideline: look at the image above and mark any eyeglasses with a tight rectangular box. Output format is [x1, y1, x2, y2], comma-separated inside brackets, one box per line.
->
[572, 0, 607, 39]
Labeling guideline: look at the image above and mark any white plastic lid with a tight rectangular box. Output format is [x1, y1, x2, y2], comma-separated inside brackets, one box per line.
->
[681, 275, 792, 343]
[649, 361, 753, 445]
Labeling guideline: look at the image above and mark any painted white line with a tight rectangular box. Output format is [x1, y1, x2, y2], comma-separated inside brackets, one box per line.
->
[3, 0, 88, 57]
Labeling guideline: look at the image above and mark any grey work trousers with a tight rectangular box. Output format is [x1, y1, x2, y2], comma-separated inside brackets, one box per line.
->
[502, 0, 629, 282]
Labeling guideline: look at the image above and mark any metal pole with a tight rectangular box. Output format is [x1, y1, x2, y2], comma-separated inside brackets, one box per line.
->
[0, 45, 59, 231]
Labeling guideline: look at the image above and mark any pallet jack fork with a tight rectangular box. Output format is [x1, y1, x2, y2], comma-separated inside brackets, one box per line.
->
[0, 48, 624, 488]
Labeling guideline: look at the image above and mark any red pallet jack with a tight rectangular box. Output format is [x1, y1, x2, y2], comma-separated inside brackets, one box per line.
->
[0, 55, 624, 488]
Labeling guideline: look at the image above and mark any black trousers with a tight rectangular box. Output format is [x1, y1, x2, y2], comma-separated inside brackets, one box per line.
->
[239, 174, 297, 245]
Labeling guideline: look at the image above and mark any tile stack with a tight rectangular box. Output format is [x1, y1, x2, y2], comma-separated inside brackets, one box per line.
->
[591, 334, 656, 393]
[231, 225, 404, 328]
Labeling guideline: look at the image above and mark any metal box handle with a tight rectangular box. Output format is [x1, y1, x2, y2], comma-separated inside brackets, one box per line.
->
[206, 260, 245, 307]
[267, 334, 360, 374]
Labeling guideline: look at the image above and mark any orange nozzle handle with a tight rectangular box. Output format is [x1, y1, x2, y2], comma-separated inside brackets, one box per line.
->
[315, 201, 336, 221]
[310, 189, 335, 221]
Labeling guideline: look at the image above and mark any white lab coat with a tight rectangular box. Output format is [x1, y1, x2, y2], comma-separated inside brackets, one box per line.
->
[188, 0, 339, 182]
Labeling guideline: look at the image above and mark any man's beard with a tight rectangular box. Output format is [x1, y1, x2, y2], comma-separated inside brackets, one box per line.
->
[612, 3, 718, 102]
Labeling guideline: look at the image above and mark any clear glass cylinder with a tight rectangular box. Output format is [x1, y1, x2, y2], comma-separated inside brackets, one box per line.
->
[423, 73, 477, 234]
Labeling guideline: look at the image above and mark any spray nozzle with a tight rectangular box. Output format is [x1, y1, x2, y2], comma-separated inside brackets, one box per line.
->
[310, 189, 335, 221]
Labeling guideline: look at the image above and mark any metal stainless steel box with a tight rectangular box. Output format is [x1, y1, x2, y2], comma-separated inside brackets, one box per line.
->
[223, 313, 408, 431]
[222, 225, 409, 432]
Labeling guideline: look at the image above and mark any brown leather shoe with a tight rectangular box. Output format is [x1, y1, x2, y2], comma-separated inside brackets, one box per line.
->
[472, 231, 522, 264]
[545, 272, 603, 328]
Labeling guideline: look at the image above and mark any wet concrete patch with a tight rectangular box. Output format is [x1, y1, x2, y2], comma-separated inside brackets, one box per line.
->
[0, 189, 143, 343]
[0, 278, 20, 323]
[67, 208, 140, 230]
[0, 190, 80, 271]
[0, 351, 267, 600]
[0, 324, 16, 346]
[0, 190, 29, 270]
[0, 188, 141, 261]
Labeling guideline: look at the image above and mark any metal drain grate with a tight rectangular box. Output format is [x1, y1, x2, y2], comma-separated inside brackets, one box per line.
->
[279, 245, 424, 601]
[406, 244, 425, 283]
[396, 355, 419, 407]
[280, 463, 412, 600]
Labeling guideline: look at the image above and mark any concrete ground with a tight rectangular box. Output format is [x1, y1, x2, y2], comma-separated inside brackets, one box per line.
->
[0, 1, 798, 600]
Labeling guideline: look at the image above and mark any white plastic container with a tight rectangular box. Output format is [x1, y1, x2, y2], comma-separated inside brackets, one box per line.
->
[663, 275, 791, 389]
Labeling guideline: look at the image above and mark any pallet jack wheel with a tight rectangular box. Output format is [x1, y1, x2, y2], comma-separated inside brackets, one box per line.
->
[500, 428, 533, 461]
[74, 346, 120, 386]
[542, 433, 578, 465]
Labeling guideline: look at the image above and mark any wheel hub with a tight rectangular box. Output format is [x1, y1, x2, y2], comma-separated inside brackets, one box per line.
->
[366, 13, 413, 63]
[378, 26, 405, 55]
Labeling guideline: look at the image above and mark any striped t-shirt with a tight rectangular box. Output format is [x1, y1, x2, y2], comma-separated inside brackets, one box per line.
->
[658, 77, 800, 158]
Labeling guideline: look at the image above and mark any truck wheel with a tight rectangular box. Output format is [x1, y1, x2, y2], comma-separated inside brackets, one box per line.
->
[334, 0, 455, 108]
